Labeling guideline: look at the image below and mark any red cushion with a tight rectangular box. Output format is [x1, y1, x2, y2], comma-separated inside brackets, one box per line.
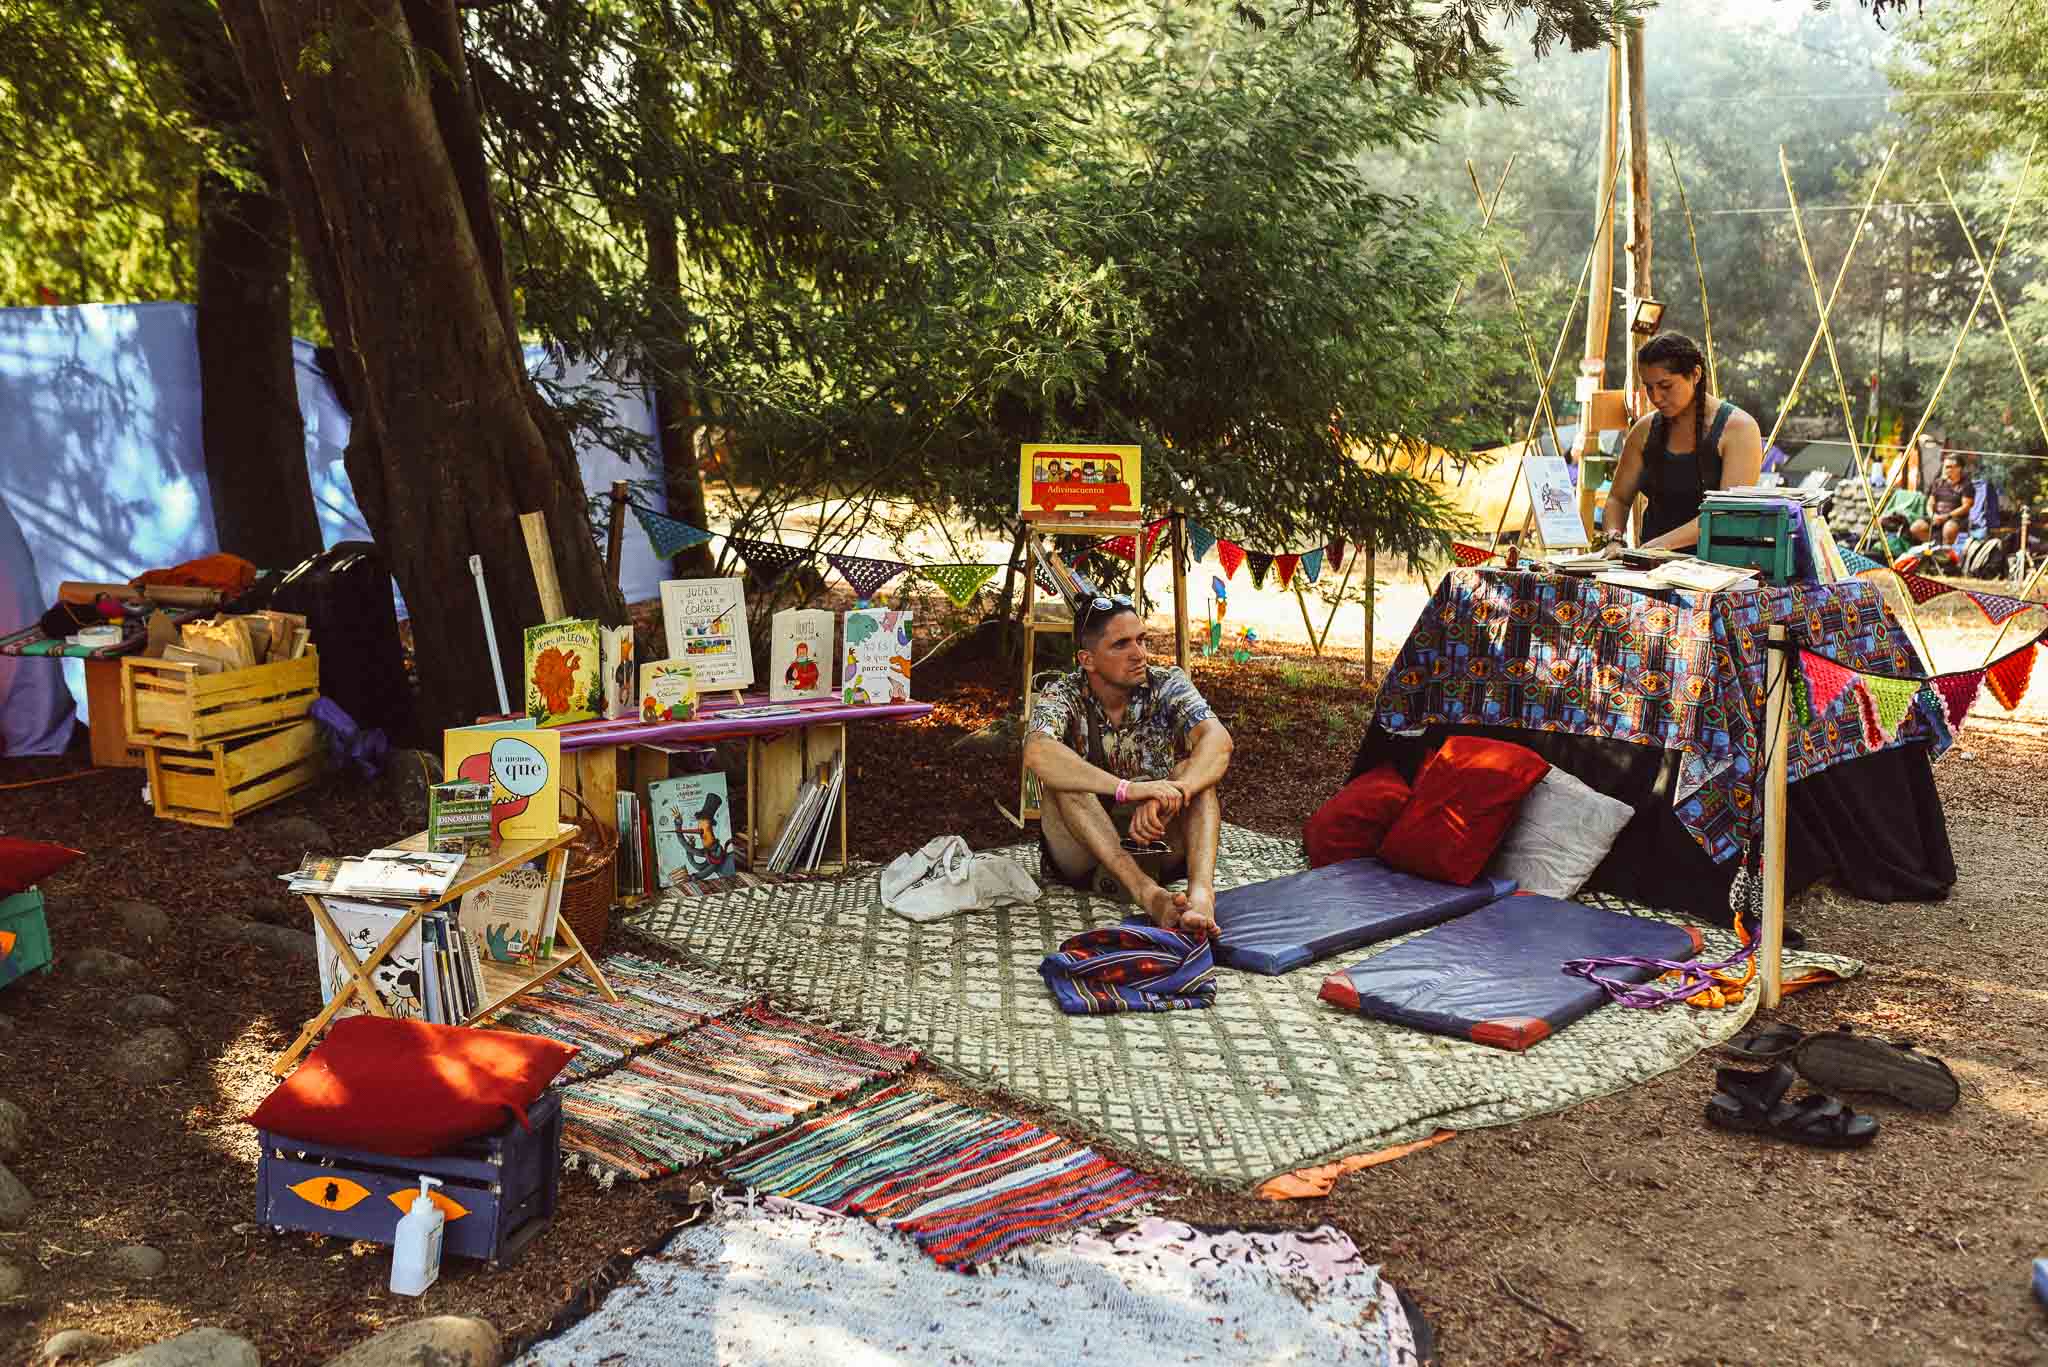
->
[0, 838, 83, 896]
[1378, 737, 1550, 886]
[1304, 765, 1412, 868]
[245, 1017, 576, 1156]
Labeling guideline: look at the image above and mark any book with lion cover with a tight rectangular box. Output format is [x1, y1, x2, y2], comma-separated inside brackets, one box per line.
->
[523, 618, 604, 726]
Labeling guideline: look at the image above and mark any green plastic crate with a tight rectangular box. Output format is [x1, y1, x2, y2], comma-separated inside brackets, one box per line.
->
[0, 888, 52, 989]
[1698, 500, 1797, 586]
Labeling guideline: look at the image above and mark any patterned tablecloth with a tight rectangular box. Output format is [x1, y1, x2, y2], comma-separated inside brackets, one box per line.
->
[1373, 568, 1951, 863]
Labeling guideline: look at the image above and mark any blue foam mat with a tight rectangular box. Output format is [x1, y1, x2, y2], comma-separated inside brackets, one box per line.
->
[1212, 857, 1515, 975]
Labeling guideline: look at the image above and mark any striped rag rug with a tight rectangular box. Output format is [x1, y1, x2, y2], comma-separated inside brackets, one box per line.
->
[492, 951, 761, 1081]
[558, 1003, 917, 1182]
[719, 1083, 1158, 1269]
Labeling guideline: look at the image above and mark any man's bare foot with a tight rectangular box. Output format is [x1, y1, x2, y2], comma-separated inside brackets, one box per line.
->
[1141, 884, 1178, 930]
[1178, 885, 1217, 940]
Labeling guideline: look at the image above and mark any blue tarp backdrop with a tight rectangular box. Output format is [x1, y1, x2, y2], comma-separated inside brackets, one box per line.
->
[0, 302, 669, 754]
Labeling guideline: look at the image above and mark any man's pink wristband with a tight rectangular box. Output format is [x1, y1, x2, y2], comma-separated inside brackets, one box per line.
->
[1114, 779, 1130, 805]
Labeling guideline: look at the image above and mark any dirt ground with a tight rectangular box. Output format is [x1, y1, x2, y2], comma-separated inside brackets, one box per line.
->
[0, 579, 2042, 1366]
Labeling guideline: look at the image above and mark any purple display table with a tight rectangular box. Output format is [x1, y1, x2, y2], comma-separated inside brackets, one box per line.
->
[552, 691, 934, 891]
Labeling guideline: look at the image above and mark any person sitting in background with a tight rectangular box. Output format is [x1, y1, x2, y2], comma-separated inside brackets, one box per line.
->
[1929, 454, 1975, 545]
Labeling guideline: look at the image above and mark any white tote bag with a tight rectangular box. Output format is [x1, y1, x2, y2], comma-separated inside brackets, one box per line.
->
[881, 836, 1040, 923]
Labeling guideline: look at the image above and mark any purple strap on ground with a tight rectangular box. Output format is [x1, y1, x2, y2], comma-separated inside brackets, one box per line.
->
[1561, 938, 1759, 1010]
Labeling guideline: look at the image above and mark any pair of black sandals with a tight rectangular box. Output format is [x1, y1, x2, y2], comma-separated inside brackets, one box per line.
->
[1706, 1022, 1960, 1149]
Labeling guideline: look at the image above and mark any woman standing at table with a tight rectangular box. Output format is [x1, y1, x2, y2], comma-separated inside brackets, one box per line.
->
[1600, 332, 1765, 553]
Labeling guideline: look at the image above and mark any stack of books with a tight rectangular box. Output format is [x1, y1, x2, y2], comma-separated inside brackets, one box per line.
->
[288, 845, 566, 1027]
[764, 754, 845, 873]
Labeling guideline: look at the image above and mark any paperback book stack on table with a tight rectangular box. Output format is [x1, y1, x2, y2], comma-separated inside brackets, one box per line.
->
[283, 842, 568, 1027]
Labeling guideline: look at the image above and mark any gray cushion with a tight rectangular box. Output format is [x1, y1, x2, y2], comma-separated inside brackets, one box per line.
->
[1483, 766, 1635, 898]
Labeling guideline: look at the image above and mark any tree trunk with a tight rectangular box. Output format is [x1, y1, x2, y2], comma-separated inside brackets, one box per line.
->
[218, 0, 619, 732]
[195, 170, 322, 571]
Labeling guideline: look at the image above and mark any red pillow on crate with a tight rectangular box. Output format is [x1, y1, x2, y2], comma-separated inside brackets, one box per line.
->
[1377, 737, 1550, 886]
[1304, 765, 1412, 868]
[0, 838, 83, 896]
[246, 1017, 577, 1156]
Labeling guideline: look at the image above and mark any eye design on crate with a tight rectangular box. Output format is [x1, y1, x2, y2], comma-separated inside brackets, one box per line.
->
[390, 1188, 469, 1222]
[289, 1176, 371, 1212]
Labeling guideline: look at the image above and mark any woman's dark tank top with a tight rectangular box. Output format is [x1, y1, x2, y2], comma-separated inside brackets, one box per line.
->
[1640, 399, 1734, 543]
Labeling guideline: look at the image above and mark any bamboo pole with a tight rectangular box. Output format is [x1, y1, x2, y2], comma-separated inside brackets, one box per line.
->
[604, 481, 629, 591]
[1664, 140, 1716, 395]
[1761, 623, 1790, 1008]
[1854, 147, 2032, 554]
[1482, 153, 1629, 548]
[1778, 149, 1941, 668]
[1583, 44, 1621, 420]
[1446, 156, 1516, 319]
[1621, 20, 1651, 400]
[1761, 143, 1898, 459]
[1314, 554, 1357, 649]
[1170, 512, 1191, 671]
[1293, 583, 1322, 657]
[1362, 534, 1377, 682]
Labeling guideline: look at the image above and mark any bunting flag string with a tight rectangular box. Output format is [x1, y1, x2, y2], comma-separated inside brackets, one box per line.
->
[1245, 550, 1274, 590]
[1326, 540, 1347, 573]
[1450, 541, 1497, 567]
[726, 536, 815, 585]
[1274, 553, 1300, 589]
[1216, 540, 1246, 580]
[918, 563, 1001, 608]
[1898, 571, 1952, 606]
[1855, 674, 1923, 745]
[1096, 535, 1138, 563]
[1790, 622, 2046, 683]
[1839, 546, 1885, 576]
[1798, 650, 1857, 719]
[1962, 589, 2033, 626]
[1188, 522, 1217, 564]
[1933, 669, 1986, 730]
[1300, 547, 1325, 583]
[1986, 645, 2036, 711]
[631, 503, 716, 560]
[824, 552, 914, 602]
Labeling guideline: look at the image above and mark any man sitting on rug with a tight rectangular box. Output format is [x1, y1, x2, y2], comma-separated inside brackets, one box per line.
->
[1024, 593, 1232, 939]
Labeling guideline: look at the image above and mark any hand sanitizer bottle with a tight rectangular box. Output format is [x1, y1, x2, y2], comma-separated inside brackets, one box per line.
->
[390, 1176, 446, 1296]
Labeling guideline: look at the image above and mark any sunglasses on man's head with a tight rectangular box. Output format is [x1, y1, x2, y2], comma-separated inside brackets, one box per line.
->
[1076, 593, 1134, 636]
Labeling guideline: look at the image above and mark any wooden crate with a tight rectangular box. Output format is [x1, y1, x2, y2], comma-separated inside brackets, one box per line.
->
[122, 650, 319, 749]
[255, 1090, 561, 1266]
[0, 889, 53, 990]
[143, 719, 322, 829]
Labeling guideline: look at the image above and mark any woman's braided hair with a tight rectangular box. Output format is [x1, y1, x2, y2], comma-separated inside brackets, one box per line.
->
[1637, 331, 1711, 455]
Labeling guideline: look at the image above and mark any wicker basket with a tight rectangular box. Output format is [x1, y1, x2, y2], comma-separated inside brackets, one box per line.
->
[557, 786, 617, 956]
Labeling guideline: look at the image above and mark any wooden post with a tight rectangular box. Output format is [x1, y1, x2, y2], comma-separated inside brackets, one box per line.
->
[1169, 512, 1190, 671]
[604, 480, 629, 592]
[519, 511, 566, 621]
[1621, 21, 1651, 401]
[1761, 623, 1790, 1008]
[1293, 584, 1321, 657]
[1362, 534, 1377, 681]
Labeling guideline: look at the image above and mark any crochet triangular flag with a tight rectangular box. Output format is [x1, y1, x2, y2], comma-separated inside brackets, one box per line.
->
[1300, 547, 1325, 583]
[1933, 668, 1986, 731]
[1188, 523, 1217, 563]
[1798, 650, 1856, 719]
[1325, 539, 1346, 573]
[1986, 643, 2037, 710]
[1142, 519, 1169, 559]
[631, 504, 713, 560]
[1274, 553, 1300, 589]
[728, 536, 813, 584]
[1450, 542, 1495, 567]
[1245, 550, 1274, 590]
[1899, 571, 1953, 606]
[919, 563, 1000, 608]
[1963, 590, 2035, 626]
[1096, 535, 1138, 563]
[1216, 540, 1246, 580]
[1839, 547, 1884, 576]
[1859, 674, 1922, 743]
[825, 552, 912, 601]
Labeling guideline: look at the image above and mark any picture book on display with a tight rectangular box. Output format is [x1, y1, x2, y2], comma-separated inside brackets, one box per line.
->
[649, 771, 738, 886]
[524, 618, 605, 726]
[770, 608, 835, 702]
[317, 902, 428, 1020]
[457, 862, 554, 963]
[843, 608, 911, 704]
[427, 780, 492, 856]
[1017, 442, 1142, 520]
[442, 723, 562, 845]
[329, 848, 465, 902]
[658, 578, 753, 690]
[639, 659, 698, 722]
[603, 624, 637, 719]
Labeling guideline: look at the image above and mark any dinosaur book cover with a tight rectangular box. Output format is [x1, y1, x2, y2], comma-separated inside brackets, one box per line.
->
[523, 618, 604, 726]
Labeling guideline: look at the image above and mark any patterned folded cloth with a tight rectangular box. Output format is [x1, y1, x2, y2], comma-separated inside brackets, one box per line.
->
[1038, 924, 1216, 1014]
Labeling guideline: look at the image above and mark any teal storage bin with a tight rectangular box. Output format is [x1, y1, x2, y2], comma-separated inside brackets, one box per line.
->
[0, 888, 53, 989]
[1698, 499, 1797, 586]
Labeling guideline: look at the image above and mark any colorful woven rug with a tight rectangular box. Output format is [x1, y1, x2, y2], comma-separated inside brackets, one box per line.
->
[628, 824, 1862, 1188]
[719, 1083, 1157, 1268]
[491, 951, 761, 1081]
[514, 1200, 1418, 1365]
[557, 1004, 916, 1181]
